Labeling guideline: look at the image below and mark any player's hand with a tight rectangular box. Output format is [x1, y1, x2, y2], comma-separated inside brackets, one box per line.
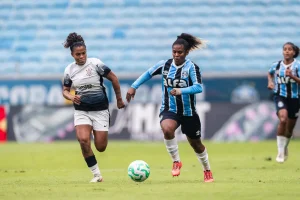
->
[286, 67, 293, 77]
[126, 87, 136, 103]
[71, 95, 81, 105]
[170, 88, 182, 96]
[117, 98, 125, 109]
[267, 82, 274, 90]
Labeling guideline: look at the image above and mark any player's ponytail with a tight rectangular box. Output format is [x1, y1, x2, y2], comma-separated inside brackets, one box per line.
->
[64, 32, 86, 52]
[173, 33, 207, 52]
[284, 42, 299, 58]
[294, 45, 299, 58]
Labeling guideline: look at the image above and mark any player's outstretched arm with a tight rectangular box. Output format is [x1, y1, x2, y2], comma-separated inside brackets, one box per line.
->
[126, 87, 136, 103]
[106, 71, 125, 109]
[127, 60, 165, 102]
[126, 71, 152, 103]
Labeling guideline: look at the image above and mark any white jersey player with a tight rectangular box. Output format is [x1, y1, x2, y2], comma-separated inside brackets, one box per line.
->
[62, 32, 125, 183]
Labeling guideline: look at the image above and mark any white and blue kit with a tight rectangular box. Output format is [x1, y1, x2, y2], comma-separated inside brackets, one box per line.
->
[269, 59, 300, 118]
[131, 58, 203, 138]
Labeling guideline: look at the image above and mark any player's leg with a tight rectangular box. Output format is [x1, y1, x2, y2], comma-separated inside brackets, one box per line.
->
[75, 124, 103, 182]
[93, 130, 108, 152]
[92, 109, 109, 152]
[284, 98, 299, 161]
[160, 111, 182, 176]
[74, 110, 103, 182]
[182, 114, 213, 182]
[88, 109, 110, 182]
[274, 96, 289, 163]
[284, 118, 296, 161]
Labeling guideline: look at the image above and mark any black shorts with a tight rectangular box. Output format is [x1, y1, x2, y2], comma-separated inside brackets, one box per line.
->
[159, 110, 201, 139]
[274, 95, 300, 119]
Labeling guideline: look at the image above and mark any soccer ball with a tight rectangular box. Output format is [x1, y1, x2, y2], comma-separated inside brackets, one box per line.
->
[127, 160, 150, 182]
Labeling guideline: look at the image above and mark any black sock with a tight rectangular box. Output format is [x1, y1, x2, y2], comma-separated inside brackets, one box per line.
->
[85, 155, 97, 167]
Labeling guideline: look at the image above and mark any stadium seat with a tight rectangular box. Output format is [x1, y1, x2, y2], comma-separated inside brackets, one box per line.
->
[0, 0, 299, 74]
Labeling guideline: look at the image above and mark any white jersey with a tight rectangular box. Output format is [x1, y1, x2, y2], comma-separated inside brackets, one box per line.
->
[63, 58, 111, 111]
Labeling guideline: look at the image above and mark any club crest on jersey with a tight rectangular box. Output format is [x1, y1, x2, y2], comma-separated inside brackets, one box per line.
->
[163, 78, 188, 88]
[182, 71, 189, 78]
[86, 68, 92, 76]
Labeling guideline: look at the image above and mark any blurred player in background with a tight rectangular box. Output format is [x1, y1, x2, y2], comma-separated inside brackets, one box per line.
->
[268, 42, 300, 163]
[62, 32, 125, 182]
[126, 33, 214, 182]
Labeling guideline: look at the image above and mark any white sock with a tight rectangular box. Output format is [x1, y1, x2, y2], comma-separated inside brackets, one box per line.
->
[195, 148, 211, 171]
[277, 136, 287, 155]
[89, 163, 101, 177]
[164, 138, 180, 162]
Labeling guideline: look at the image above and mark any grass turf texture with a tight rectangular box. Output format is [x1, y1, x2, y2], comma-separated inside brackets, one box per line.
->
[1, 141, 300, 200]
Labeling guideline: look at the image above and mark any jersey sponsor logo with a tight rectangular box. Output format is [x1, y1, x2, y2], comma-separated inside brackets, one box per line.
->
[78, 84, 93, 90]
[162, 71, 169, 75]
[276, 76, 296, 84]
[163, 78, 188, 88]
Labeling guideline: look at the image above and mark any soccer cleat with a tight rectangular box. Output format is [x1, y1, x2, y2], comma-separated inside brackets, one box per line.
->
[276, 153, 284, 163]
[284, 147, 288, 161]
[204, 170, 214, 183]
[90, 175, 103, 183]
[171, 161, 182, 177]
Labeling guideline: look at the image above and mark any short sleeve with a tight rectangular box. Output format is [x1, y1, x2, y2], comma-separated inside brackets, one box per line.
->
[63, 67, 72, 87]
[95, 58, 111, 77]
[269, 62, 278, 75]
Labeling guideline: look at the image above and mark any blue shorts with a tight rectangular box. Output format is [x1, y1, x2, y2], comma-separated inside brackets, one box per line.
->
[274, 95, 299, 119]
[159, 110, 201, 139]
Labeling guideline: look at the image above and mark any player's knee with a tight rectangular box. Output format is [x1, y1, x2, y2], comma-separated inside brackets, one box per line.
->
[95, 144, 107, 152]
[190, 139, 202, 148]
[78, 138, 89, 147]
[279, 116, 287, 124]
[163, 128, 175, 139]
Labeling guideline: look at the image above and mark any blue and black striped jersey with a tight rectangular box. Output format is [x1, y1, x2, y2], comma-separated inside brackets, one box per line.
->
[269, 59, 300, 98]
[131, 59, 203, 116]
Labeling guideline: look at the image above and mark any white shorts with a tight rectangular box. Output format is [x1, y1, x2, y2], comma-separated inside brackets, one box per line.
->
[74, 109, 110, 131]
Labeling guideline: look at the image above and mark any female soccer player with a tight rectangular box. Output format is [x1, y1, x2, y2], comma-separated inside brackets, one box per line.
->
[62, 32, 125, 182]
[268, 42, 300, 163]
[126, 33, 214, 182]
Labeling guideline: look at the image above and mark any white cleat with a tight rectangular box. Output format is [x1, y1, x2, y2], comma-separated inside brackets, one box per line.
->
[276, 153, 284, 163]
[90, 175, 103, 183]
[284, 147, 288, 161]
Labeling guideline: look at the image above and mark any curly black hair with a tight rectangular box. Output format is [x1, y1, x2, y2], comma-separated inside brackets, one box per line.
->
[173, 33, 207, 52]
[64, 32, 86, 52]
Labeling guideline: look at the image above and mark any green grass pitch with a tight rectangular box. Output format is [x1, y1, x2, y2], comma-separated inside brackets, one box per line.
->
[1, 140, 300, 200]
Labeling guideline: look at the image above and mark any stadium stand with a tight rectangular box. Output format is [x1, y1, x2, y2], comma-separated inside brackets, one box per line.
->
[0, 0, 300, 75]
